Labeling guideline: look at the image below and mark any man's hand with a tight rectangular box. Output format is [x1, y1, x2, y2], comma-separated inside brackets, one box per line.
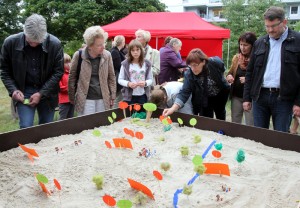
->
[243, 102, 252, 112]
[293, 105, 300, 117]
[29, 92, 41, 107]
[12, 90, 24, 102]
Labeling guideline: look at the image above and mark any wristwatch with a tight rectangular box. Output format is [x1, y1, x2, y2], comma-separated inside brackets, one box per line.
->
[145, 81, 147, 87]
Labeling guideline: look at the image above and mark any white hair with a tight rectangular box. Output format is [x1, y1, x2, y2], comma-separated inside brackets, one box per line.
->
[135, 29, 151, 42]
[23, 14, 47, 43]
[112, 35, 125, 47]
[169, 38, 182, 48]
[83, 26, 108, 47]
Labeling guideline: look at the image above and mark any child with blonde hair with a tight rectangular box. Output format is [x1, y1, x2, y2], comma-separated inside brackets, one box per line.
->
[58, 53, 74, 119]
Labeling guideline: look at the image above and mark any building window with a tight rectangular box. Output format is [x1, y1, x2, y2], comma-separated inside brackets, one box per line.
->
[213, 9, 222, 17]
[291, 6, 298, 15]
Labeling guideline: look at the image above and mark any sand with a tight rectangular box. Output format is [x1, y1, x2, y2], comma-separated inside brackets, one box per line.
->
[0, 118, 300, 208]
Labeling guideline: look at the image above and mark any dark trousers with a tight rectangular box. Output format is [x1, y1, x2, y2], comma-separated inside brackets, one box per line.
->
[59, 102, 75, 120]
[202, 88, 229, 120]
[252, 88, 293, 132]
[125, 94, 147, 106]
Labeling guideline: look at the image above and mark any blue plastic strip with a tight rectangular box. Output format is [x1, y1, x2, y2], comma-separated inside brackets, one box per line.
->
[172, 139, 217, 207]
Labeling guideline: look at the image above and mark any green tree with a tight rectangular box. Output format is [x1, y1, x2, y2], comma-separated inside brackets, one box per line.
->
[220, 0, 281, 68]
[22, 0, 166, 54]
[0, 0, 23, 47]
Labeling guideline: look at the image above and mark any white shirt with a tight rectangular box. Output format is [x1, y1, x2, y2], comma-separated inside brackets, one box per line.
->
[263, 27, 288, 88]
[118, 62, 153, 96]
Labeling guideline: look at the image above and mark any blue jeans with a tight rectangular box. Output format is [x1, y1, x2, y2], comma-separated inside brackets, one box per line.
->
[17, 87, 55, 129]
[252, 89, 293, 132]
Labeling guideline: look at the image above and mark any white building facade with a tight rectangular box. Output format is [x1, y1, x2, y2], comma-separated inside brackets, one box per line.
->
[163, 0, 300, 22]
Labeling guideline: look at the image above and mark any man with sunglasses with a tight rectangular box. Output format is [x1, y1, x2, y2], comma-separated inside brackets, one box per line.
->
[0, 14, 64, 128]
[243, 6, 300, 132]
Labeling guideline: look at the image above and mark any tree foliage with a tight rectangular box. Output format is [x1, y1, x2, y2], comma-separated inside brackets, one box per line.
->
[0, 0, 23, 48]
[220, 0, 281, 68]
[22, 0, 166, 50]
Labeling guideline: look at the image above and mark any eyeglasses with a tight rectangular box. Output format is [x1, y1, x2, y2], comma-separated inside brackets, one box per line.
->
[188, 63, 200, 68]
[265, 21, 282, 29]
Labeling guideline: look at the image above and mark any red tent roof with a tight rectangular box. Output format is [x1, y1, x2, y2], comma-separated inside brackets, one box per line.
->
[102, 12, 230, 39]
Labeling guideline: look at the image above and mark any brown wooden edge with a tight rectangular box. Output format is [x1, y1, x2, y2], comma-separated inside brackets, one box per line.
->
[0, 108, 299, 153]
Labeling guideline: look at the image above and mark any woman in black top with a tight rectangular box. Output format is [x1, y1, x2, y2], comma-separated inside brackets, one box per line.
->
[111, 35, 126, 107]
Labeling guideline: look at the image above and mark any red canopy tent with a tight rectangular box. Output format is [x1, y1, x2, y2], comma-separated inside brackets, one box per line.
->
[102, 12, 230, 58]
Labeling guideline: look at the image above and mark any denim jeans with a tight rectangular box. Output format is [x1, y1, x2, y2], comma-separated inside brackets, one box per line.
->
[252, 89, 293, 132]
[17, 87, 55, 129]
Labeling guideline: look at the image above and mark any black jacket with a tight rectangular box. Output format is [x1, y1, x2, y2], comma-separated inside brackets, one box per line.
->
[243, 29, 300, 106]
[176, 56, 229, 115]
[111, 46, 125, 92]
[0, 32, 64, 109]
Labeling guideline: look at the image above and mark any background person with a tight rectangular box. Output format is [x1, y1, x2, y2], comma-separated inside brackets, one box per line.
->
[243, 6, 300, 132]
[158, 38, 186, 84]
[226, 32, 257, 125]
[135, 29, 160, 85]
[58, 53, 74, 120]
[163, 48, 229, 120]
[150, 81, 193, 115]
[0, 14, 64, 128]
[68, 26, 116, 116]
[111, 35, 126, 108]
[118, 39, 153, 105]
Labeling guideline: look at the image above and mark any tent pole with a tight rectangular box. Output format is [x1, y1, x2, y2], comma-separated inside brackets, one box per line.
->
[227, 38, 230, 70]
[156, 37, 158, 49]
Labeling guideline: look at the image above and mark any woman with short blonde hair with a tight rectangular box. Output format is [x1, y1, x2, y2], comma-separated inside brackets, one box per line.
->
[135, 29, 160, 85]
[69, 26, 116, 116]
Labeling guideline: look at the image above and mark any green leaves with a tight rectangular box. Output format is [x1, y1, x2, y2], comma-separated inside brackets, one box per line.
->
[36, 173, 49, 184]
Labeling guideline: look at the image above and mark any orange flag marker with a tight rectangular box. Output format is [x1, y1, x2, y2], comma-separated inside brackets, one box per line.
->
[113, 138, 133, 149]
[18, 143, 39, 157]
[127, 178, 155, 200]
[119, 102, 128, 118]
[39, 182, 51, 195]
[103, 194, 116, 206]
[135, 131, 144, 140]
[153, 170, 163, 181]
[203, 163, 230, 176]
[54, 179, 61, 190]
[105, 141, 112, 149]
[27, 153, 34, 164]
[133, 104, 141, 111]
[212, 150, 222, 158]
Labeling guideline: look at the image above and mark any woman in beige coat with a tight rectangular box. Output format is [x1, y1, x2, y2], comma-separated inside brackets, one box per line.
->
[69, 26, 116, 115]
[135, 29, 160, 85]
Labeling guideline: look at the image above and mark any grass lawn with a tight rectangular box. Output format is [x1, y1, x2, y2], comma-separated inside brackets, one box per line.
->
[0, 81, 60, 133]
[0, 81, 19, 132]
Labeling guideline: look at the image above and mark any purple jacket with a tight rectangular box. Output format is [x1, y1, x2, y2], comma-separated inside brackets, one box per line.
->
[158, 44, 186, 84]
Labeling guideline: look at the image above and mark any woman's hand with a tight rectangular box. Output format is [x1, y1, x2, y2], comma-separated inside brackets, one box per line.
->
[162, 104, 180, 117]
[226, 74, 234, 84]
[128, 82, 138, 89]
[239, 76, 245, 84]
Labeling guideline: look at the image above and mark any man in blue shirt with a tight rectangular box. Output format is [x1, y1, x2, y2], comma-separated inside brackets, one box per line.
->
[243, 6, 300, 132]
